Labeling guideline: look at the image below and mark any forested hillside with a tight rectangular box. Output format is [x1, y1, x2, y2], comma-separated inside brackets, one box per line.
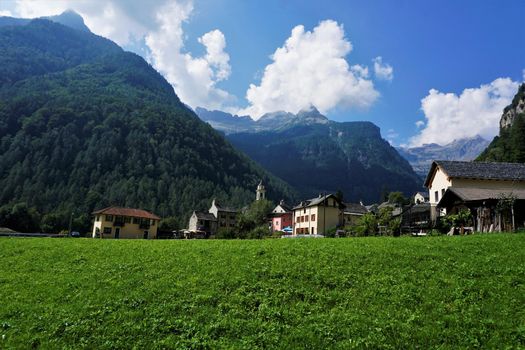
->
[0, 18, 295, 232]
[477, 84, 525, 162]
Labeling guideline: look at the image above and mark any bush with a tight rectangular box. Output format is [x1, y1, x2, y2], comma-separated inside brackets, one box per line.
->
[246, 225, 271, 239]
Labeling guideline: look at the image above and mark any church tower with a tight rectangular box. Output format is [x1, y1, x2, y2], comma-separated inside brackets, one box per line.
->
[256, 181, 266, 201]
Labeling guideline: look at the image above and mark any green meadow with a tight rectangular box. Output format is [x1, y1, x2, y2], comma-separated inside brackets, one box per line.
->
[0, 235, 524, 349]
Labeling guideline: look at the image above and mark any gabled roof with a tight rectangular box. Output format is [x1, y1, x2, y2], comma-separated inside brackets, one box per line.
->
[416, 192, 429, 198]
[424, 160, 525, 188]
[193, 211, 217, 221]
[343, 202, 368, 215]
[92, 206, 160, 220]
[272, 200, 292, 213]
[293, 194, 345, 210]
[211, 199, 238, 213]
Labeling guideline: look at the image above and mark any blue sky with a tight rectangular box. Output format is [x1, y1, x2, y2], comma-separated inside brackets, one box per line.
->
[1, 0, 524, 146]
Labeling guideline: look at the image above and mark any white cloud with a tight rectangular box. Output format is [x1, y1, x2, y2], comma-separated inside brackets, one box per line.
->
[7, 0, 236, 110]
[373, 56, 393, 81]
[0, 10, 13, 16]
[409, 78, 520, 147]
[145, 1, 235, 110]
[386, 128, 399, 145]
[415, 120, 425, 128]
[10, 0, 159, 46]
[240, 20, 379, 119]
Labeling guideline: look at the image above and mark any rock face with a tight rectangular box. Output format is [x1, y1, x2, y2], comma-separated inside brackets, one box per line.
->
[196, 108, 422, 203]
[477, 83, 525, 162]
[500, 84, 525, 129]
[397, 136, 490, 177]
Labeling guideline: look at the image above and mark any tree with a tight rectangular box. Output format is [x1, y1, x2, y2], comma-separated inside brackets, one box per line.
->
[388, 191, 409, 206]
[356, 213, 378, 236]
[237, 199, 274, 238]
[511, 114, 525, 162]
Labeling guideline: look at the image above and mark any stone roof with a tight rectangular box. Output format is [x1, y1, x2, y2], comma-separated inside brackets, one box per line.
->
[193, 211, 217, 221]
[92, 206, 160, 220]
[293, 194, 345, 210]
[408, 202, 431, 214]
[424, 160, 525, 187]
[273, 200, 292, 213]
[343, 202, 368, 214]
[211, 199, 238, 213]
[438, 187, 525, 207]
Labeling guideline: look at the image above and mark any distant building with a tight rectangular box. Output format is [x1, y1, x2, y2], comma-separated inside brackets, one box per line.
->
[424, 160, 525, 231]
[91, 206, 160, 239]
[400, 202, 431, 230]
[343, 202, 369, 226]
[208, 199, 238, 232]
[293, 194, 345, 235]
[270, 200, 293, 232]
[188, 211, 217, 235]
[256, 181, 266, 201]
[414, 192, 429, 204]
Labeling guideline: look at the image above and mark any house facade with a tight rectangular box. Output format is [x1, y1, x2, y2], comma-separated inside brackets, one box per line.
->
[270, 200, 293, 232]
[414, 192, 429, 204]
[208, 199, 238, 232]
[91, 206, 160, 239]
[424, 160, 525, 230]
[188, 211, 217, 235]
[293, 194, 345, 235]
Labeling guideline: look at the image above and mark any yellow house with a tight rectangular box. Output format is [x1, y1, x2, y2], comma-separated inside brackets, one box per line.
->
[293, 194, 345, 235]
[91, 206, 160, 239]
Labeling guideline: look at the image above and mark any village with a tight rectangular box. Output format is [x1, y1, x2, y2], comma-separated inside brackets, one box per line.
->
[89, 160, 525, 239]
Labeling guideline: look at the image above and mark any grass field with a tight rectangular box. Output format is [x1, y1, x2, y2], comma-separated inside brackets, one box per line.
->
[0, 235, 524, 349]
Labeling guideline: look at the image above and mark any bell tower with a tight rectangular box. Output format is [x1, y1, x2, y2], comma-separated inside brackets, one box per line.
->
[256, 181, 266, 201]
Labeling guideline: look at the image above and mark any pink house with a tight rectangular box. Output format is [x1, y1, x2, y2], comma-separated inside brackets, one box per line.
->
[271, 200, 293, 232]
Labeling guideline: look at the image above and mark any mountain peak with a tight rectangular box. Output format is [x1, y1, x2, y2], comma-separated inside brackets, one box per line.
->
[45, 10, 91, 32]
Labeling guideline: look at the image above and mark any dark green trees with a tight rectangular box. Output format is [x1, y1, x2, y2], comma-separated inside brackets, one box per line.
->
[0, 19, 294, 232]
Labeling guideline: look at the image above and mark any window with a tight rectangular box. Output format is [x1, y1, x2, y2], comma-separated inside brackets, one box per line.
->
[296, 228, 300, 234]
[103, 227, 112, 234]
[441, 188, 445, 197]
[296, 216, 300, 223]
[96, 215, 100, 222]
[304, 209, 306, 213]
[230, 215, 235, 220]
[151, 220, 155, 226]
[133, 217, 140, 224]
[311, 214, 316, 221]
[124, 216, 131, 223]
[300, 216, 304, 222]
[434, 191, 439, 202]
[312, 227, 315, 234]
[305, 215, 309, 222]
[105, 215, 113, 222]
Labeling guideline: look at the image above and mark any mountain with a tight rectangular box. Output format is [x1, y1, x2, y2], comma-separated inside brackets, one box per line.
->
[477, 84, 525, 162]
[196, 107, 422, 203]
[0, 10, 90, 32]
[397, 136, 490, 177]
[0, 15, 295, 232]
